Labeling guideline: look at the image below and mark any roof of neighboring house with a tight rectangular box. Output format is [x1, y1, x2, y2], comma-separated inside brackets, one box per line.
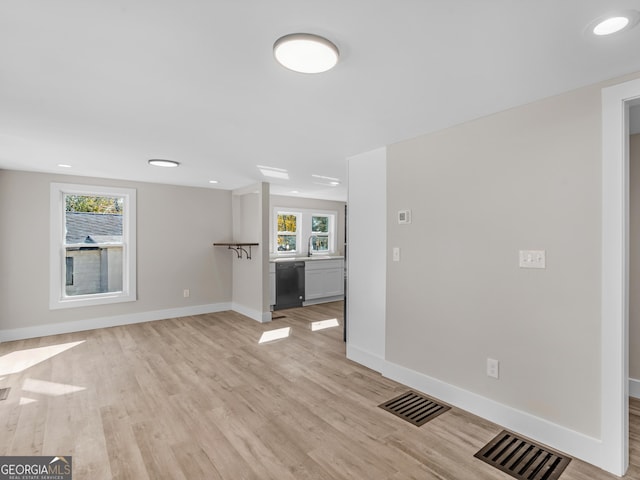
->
[65, 212, 123, 244]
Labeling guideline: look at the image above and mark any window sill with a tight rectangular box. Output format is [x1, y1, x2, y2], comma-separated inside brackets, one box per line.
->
[50, 292, 136, 310]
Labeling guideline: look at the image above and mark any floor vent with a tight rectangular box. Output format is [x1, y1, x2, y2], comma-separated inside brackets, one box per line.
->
[379, 390, 450, 426]
[271, 314, 286, 320]
[474, 430, 571, 480]
[0, 388, 10, 401]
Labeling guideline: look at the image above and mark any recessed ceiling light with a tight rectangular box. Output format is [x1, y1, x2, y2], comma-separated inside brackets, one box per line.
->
[57, 164, 72, 168]
[290, 190, 300, 194]
[273, 33, 339, 74]
[329, 181, 340, 186]
[208, 180, 219, 184]
[590, 11, 639, 36]
[148, 159, 180, 168]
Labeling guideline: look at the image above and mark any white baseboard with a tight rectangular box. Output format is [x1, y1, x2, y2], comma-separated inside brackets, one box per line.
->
[630, 378, 640, 399]
[231, 303, 272, 323]
[303, 295, 344, 307]
[346, 344, 386, 373]
[0, 303, 232, 342]
[379, 360, 603, 472]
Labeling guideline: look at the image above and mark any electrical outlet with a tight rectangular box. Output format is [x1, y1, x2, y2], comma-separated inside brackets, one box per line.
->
[487, 358, 499, 379]
[183, 289, 190, 298]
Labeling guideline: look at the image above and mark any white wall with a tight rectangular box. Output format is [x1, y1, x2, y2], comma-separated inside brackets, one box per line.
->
[0, 170, 233, 340]
[345, 72, 640, 475]
[346, 147, 387, 372]
[386, 83, 602, 437]
[231, 183, 271, 322]
[387, 80, 601, 438]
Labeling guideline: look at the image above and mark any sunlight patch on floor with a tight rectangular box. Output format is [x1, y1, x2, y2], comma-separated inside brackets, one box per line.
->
[0, 341, 85, 376]
[311, 318, 340, 331]
[259, 327, 291, 344]
[22, 378, 86, 397]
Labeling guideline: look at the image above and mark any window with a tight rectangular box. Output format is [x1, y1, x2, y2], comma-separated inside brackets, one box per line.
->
[311, 215, 330, 252]
[50, 183, 136, 309]
[276, 212, 300, 253]
[273, 208, 337, 256]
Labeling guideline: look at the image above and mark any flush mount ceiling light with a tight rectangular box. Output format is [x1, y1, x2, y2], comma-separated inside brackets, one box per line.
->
[590, 11, 639, 36]
[273, 33, 339, 73]
[594, 16, 629, 35]
[148, 159, 180, 168]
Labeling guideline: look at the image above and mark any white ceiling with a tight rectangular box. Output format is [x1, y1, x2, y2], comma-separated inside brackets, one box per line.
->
[2, 1, 640, 201]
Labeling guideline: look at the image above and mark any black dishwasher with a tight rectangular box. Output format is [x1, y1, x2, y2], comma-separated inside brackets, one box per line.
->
[275, 261, 305, 310]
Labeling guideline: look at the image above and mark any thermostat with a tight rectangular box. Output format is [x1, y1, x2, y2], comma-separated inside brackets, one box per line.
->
[398, 210, 411, 224]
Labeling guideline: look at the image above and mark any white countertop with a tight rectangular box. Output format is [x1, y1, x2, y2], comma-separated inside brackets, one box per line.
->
[270, 255, 344, 263]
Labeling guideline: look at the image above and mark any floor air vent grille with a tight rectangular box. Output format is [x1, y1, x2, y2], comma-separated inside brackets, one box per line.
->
[474, 430, 571, 480]
[378, 390, 450, 426]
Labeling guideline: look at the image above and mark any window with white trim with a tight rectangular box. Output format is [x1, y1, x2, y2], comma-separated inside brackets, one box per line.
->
[311, 214, 332, 253]
[50, 183, 137, 309]
[273, 208, 337, 256]
[276, 212, 300, 253]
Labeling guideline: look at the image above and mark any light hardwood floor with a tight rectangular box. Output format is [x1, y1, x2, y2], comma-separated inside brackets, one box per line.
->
[0, 302, 639, 479]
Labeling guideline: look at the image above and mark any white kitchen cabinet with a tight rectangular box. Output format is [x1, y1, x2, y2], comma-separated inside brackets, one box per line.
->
[304, 259, 344, 304]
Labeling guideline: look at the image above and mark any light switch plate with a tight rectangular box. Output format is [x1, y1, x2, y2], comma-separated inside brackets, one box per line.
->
[519, 250, 545, 269]
[393, 247, 400, 262]
[487, 358, 499, 379]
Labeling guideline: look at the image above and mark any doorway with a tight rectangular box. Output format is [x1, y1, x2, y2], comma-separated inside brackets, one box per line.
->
[602, 78, 640, 476]
[630, 107, 640, 401]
